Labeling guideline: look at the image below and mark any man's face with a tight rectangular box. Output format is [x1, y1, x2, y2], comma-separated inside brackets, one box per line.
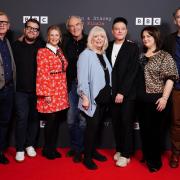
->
[24, 21, 40, 42]
[112, 22, 127, 42]
[68, 17, 83, 39]
[0, 15, 10, 38]
[174, 9, 180, 29]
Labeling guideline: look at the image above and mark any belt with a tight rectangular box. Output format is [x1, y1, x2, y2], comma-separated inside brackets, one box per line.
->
[50, 71, 65, 74]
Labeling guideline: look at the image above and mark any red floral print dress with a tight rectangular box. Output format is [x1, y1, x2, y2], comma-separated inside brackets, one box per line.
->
[36, 47, 69, 113]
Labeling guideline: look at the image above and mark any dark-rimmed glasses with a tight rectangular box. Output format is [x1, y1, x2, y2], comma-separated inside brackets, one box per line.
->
[25, 26, 39, 33]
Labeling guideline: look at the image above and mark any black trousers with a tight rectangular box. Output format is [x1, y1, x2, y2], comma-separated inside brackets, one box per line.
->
[0, 86, 14, 152]
[43, 109, 67, 152]
[15, 92, 39, 151]
[137, 101, 165, 166]
[83, 105, 106, 160]
[112, 101, 135, 158]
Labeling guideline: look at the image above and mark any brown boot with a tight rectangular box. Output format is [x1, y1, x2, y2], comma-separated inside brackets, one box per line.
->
[169, 153, 179, 168]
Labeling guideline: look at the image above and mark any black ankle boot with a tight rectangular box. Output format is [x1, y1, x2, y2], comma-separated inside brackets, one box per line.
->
[83, 158, 98, 170]
[0, 152, 9, 164]
[93, 150, 107, 162]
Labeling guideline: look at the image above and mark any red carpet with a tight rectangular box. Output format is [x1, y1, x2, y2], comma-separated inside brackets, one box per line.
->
[0, 148, 180, 180]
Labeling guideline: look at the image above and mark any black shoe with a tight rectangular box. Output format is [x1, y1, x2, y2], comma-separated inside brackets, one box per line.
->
[93, 150, 107, 162]
[66, 149, 75, 157]
[42, 149, 56, 160]
[146, 161, 162, 173]
[83, 158, 98, 170]
[53, 150, 62, 158]
[0, 152, 9, 164]
[73, 152, 82, 163]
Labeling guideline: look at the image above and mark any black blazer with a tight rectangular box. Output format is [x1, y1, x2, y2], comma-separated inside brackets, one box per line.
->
[162, 32, 177, 58]
[106, 39, 139, 101]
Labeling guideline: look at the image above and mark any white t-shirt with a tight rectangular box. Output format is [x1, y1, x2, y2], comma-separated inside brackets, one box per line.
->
[111, 43, 122, 67]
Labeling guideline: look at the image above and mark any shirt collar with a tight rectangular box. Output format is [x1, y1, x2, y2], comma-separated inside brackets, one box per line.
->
[46, 43, 58, 54]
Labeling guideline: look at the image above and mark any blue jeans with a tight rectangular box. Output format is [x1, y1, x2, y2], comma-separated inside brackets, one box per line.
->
[67, 81, 86, 152]
[15, 91, 39, 151]
[0, 85, 14, 151]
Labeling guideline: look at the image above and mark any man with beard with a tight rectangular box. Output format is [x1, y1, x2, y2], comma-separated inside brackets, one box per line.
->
[12, 18, 45, 162]
[0, 11, 16, 165]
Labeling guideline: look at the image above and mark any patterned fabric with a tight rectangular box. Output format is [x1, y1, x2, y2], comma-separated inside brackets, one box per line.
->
[139, 50, 179, 93]
[36, 48, 69, 113]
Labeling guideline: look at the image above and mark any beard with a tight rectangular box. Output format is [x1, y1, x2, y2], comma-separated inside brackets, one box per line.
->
[24, 36, 36, 43]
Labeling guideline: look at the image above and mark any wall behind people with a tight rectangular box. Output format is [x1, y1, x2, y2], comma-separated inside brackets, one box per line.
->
[1, 0, 179, 148]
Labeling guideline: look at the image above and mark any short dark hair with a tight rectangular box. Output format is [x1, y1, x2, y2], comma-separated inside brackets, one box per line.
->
[25, 18, 40, 30]
[112, 17, 128, 28]
[141, 26, 161, 53]
[173, 7, 180, 17]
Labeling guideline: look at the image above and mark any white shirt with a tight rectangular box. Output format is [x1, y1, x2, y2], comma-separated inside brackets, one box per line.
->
[111, 43, 122, 67]
[46, 43, 58, 54]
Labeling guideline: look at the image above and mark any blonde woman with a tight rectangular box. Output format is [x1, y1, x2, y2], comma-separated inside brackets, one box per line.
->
[77, 26, 112, 170]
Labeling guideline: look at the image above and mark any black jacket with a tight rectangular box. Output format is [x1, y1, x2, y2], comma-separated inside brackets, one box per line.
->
[106, 39, 139, 100]
[162, 31, 178, 58]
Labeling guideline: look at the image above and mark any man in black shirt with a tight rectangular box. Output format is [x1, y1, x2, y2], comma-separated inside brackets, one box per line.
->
[62, 16, 87, 162]
[12, 19, 45, 162]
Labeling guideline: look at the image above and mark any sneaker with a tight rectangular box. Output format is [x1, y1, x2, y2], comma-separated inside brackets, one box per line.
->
[114, 152, 121, 161]
[26, 146, 36, 157]
[15, 151, 25, 162]
[116, 156, 130, 167]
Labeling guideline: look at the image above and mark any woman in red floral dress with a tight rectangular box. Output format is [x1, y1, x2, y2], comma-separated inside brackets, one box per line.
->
[36, 25, 69, 159]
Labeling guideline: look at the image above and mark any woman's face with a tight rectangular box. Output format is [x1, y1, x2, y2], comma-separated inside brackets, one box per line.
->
[91, 33, 105, 50]
[48, 29, 61, 47]
[142, 30, 156, 49]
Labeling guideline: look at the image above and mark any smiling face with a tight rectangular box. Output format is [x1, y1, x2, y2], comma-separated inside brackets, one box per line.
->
[0, 14, 10, 39]
[47, 29, 61, 47]
[112, 22, 127, 43]
[24, 21, 40, 42]
[91, 32, 106, 52]
[142, 30, 156, 50]
[68, 16, 83, 40]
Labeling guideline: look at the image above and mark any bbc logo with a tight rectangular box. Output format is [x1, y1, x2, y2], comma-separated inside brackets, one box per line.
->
[135, 17, 161, 25]
[23, 16, 48, 24]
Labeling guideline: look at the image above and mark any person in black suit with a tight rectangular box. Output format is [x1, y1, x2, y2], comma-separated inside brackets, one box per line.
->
[106, 17, 139, 167]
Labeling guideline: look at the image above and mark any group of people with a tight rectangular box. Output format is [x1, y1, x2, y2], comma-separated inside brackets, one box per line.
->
[0, 7, 180, 173]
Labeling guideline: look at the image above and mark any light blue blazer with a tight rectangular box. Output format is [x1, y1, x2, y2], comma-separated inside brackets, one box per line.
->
[77, 48, 112, 117]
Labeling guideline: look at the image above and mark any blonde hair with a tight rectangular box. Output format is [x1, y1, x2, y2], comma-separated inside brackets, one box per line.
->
[47, 25, 62, 43]
[0, 11, 9, 21]
[87, 26, 108, 54]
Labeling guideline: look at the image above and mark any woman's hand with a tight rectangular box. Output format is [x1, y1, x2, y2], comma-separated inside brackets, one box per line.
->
[44, 96, 52, 104]
[82, 95, 90, 110]
[115, 93, 124, 103]
[155, 97, 167, 112]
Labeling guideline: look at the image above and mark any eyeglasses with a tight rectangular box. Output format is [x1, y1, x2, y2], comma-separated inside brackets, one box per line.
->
[25, 26, 39, 33]
[0, 21, 9, 26]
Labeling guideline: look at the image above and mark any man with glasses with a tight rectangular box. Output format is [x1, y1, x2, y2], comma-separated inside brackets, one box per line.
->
[163, 7, 180, 168]
[62, 16, 87, 163]
[0, 11, 16, 165]
[12, 18, 45, 162]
